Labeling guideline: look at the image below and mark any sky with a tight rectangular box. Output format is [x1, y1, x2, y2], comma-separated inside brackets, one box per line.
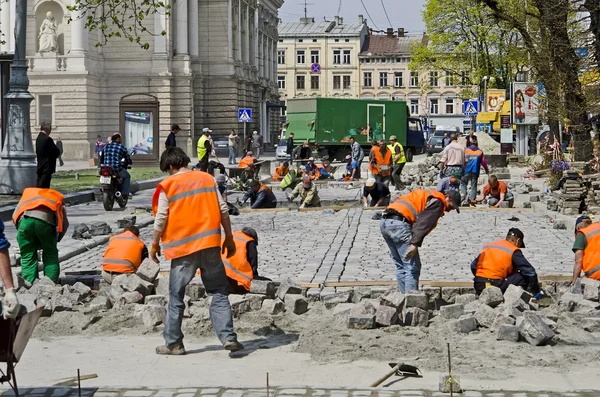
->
[278, 0, 427, 34]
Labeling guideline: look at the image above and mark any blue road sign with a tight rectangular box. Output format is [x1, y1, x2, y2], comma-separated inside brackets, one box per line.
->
[463, 100, 479, 116]
[310, 63, 321, 73]
[238, 108, 252, 123]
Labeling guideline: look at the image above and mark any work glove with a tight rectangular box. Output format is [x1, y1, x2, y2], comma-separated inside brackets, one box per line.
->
[532, 291, 546, 301]
[2, 288, 20, 320]
[150, 243, 161, 264]
[222, 235, 236, 258]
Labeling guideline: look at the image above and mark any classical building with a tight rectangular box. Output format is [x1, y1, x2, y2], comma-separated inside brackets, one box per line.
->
[0, 0, 283, 161]
[359, 29, 472, 132]
[276, 16, 368, 100]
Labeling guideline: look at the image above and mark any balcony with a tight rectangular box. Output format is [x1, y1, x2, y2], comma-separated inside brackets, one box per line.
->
[27, 54, 85, 73]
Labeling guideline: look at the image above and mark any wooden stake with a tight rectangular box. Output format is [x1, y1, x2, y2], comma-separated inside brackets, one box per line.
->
[266, 373, 270, 397]
[447, 343, 453, 397]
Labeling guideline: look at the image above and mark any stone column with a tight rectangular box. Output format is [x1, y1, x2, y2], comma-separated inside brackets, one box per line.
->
[70, 0, 88, 53]
[188, 0, 198, 57]
[245, 4, 250, 64]
[254, 7, 259, 68]
[154, 4, 167, 55]
[175, 0, 188, 55]
[236, 0, 242, 61]
[0, 0, 11, 53]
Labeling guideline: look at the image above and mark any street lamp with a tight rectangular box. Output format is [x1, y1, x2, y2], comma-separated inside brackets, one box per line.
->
[0, 0, 37, 194]
[481, 76, 489, 112]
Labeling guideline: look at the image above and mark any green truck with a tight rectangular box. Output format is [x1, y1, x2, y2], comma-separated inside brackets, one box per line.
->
[283, 97, 426, 162]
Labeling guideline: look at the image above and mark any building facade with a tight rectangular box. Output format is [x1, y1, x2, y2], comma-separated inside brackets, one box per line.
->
[358, 29, 471, 132]
[0, 0, 283, 161]
[276, 16, 368, 100]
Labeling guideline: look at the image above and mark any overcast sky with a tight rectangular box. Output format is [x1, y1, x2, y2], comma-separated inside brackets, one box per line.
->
[279, 0, 427, 34]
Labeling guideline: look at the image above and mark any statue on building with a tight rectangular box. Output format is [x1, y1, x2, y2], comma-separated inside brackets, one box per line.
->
[39, 12, 58, 53]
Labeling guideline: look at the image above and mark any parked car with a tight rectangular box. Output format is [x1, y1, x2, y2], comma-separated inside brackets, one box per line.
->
[211, 135, 230, 158]
[426, 130, 454, 156]
[275, 138, 288, 160]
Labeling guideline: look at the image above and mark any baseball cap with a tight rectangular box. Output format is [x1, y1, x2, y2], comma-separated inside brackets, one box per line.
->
[389, 135, 397, 140]
[576, 215, 591, 225]
[247, 151, 253, 156]
[302, 175, 312, 188]
[507, 228, 526, 248]
[366, 178, 376, 187]
[202, 127, 209, 133]
[345, 154, 352, 160]
[308, 157, 315, 161]
[446, 191, 461, 214]
[171, 124, 180, 131]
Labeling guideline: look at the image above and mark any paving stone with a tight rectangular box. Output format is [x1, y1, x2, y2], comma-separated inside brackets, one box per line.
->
[322, 291, 353, 309]
[479, 287, 504, 307]
[246, 294, 266, 311]
[121, 274, 154, 296]
[230, 295, 252, 317]
[581, 278, 600, 301]
[491, 314, 515, 332]
[52, 295, 74, 312]
[70, 282, 92, 302]
[276, 278, 302, 300]
[137, 260, 161, 283]
[440, 303, 464, 320]
[145, 295, 167, 307]
[403, 307, 429, 327]
[347, 301, 376, 329]
[503, 284, 532, 304]
[375, 305, 399, 326]
[261, 299, 285, 315]
[89, 221, 112, 236]
[141, 305, 167, 328]
[519, 312, 555, 346]
[284, 294, 309, 315]
[351, 287, 372, 303]
[154, 275, 170, 297]
[496, 303, 523, 319]
[455, 294, 476, 305]
[331, 303, 355, 318]
[116, 291, 144, 306]
[85, 295, 112, 313]
[18, 293, 38, 313]
[497, 324, 520, 342]
[249, 280, 278, 298]
[475, 304, 498, 328]
[447, 315, 477, 333]
[404, 291, 428, 310]
[464, 299, 482, 314]
[380, 289, 405, 309]
[581, 317, 600, 332]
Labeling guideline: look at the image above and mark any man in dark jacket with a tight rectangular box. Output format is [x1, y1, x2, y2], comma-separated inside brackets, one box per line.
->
[35, 122, 60, 188]
[286, 132, 295, 163]
[165, 124, 179, 148]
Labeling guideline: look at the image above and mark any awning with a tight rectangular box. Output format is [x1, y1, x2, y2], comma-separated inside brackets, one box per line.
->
[476, 111, 499, 123]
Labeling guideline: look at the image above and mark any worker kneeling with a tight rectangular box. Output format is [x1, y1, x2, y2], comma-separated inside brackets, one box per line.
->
[471, 228, 541, 296]
[242, 180, 278, 209]
[221, 227, 271, 294]
[102, 226, 148, 283]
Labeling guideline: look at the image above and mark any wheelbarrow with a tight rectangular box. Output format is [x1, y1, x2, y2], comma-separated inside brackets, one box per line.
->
[0, 308, 44, 397]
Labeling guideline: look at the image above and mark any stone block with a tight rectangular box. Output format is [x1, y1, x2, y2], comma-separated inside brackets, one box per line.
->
[375, 305, 399, 327]
[249, 280, 278, 298]
[261, 299, 285, 315]
[52, 295, 74, 312]
[246, 294, 266, 311]
[229, 295, 252, 317]
[440, 303, 465, 320]
[504, 284, 532, 304]
[141, 305, 167, 328]
[188, 305, 210, 320]
[581, 317, 600, 332]
[439, 374, 462, 393]
[559, 292, 584, 312]
[479, 287, 504, 307]
[447, 315, 477, 334]
[154, 275, 170, 297]
[496, 303, 523, 319]
[71, 224, 91, 240]
[116, 216, 136, 228]
[84, 295, 111, 314]
[284, 294, 309, 315]
[89, 221, 112, 236]
[351, 287, 372, 303]
[276, 278, 302, 301]
[185, 279, 206, 301]
[70, 282, 92, 302]
[322, 291, 353, 309]
[455, 294, 476, 305]
[441, 287, 460, 304]
[519, 312, 555, 346]
[464, 299, 482, 314]
[497, 324, 520, 342]
[522, 202, 532, 208]
[362, 298, 381, 310]
[121, 274, 153, 296]
[18, 294, 38, 313]
[116, 291, 144, 306]
[137, 260, 160, 283]
[404, 291, 428, 310]
[331, 303, 355, 318]
[347, 301, 376, 329]
[474, 304, 497, 328]
[582, 278, 600, 302]
[145, 295, 167, 306]
[491, 314, 515, 331]
[529, 195, 540, 202]
[403, 307, 429, 327]
[380, 289, 405, 309]
[553, 220, 567, 230]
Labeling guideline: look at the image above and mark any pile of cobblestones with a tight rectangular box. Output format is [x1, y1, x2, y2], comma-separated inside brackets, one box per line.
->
[401, 154, 442, 188]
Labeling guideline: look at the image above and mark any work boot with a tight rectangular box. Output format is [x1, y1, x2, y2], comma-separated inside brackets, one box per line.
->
[155, 344, 186, 355]
[223, 339, 245, 352]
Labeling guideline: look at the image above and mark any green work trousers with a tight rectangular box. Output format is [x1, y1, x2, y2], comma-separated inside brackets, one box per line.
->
[17, 217, 59, 284]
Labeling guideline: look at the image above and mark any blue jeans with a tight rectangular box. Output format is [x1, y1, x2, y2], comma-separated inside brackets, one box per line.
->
[164, 247, 236, 347]
[461, 173, 478, 202]
[117, 169, 131, 195]
[488, 192, 514, 207]
[380, 218, 422, 293]
[228, 147, 236, 164]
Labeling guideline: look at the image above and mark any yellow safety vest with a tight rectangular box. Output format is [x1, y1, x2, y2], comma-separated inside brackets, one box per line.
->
[197, 135, 209, 160]
[387, 142, 406, 164]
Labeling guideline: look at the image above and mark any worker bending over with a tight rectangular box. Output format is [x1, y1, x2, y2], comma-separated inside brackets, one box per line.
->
[102, 225, 149, 283]
[572, 215, 600, 285]
[238, 151, 256, 168]
[471, 228, 541, 296]
[272, 161, 290, 182]
[289, 175, 321, 208]
[221, 227, 271, 294]
[340, 155, 359, 181]
[242, 180, 278, 209]
[478, 175, 514, 208]
[363, 178, 390, 207]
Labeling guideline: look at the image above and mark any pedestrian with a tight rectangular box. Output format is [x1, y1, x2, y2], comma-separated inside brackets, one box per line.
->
[462, 136, 488, 205]
[94, 135, 107, 158]
[471, 228, 542, 297]
[288, 175, 321, 208]
[387, 135, 406, 190]
[12, 187, 69, 284]
[363, 178, 390, 207]
[0, 219, 20, 319]
[571, 215, 600, 285]
[101, 225, 149, 284]
[35, 121, 61, 188]
[252, 131, 263, 159]
[151, 147, 243, 355]
[478, 175, 514, 208]
[228, 129, 239, 165]
[369, 139, 392, 186]
[165, 124, 180, 148]
[286, 132, 295, 163]
[380, 189, 461, 292]
[439, 133, 465, 178]
[465, 131, 476, 147]
[349, 136, 364, 179]
[196, 127, 212, 172]
[442, 132, 451, 148]
[244, 134, 253, 154]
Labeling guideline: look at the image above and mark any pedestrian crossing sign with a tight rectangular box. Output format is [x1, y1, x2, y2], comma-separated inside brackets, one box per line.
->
[238, 108, 252, 123]
[463, 100, 479, 116]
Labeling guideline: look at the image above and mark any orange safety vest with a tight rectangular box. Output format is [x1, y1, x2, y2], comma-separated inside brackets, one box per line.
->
[272, 166, 289, 182]
[258, 183, 272, 195]
[475, 239, 519, 280]
[151, 170, 222, 260]
[238, 156, 255, 168]
[221, 231, 255, 291]
[13, 188, 65, 232]
[369, 147, 392, 176]
[102, 231, 145, 273]
[387, 189, 447, 224]
[579, 223, 600, 280]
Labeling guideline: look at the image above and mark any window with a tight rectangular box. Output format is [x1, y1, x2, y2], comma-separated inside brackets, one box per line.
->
[379, 72, 388, 87]
[312, 39, 317, 43]
[296, 50, 305, 65]
[38, 95, 53, 124]
[345, 39, 350, 42]
[445, 98, 454, 114]
[311, 75, 319, 89]
[363, 72, 372, 87]
[297, 75, 305, 89]
[429, 71, 439, 87]
[410, 99, 419, 115]
[333, 75, 341, 90]
[410, 71, 419, 87]
[277, 50, 286, 65]
[394, 72, 403, 88]
[298, 39, 303, 43]
[333, 50, 341, 65]
[461, 71, 470, 86]
[343, 50, 351, 64]
[445, 72, 454, 87]
[310, 50, 320, 64]
[429, 99, 439, 114]
[343, 75, 351, 89]
[277, 75, 286, 89]
[335, 39, 339, 43]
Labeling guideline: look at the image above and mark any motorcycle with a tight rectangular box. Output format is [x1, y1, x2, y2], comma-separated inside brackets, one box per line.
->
[98, 151, 130, 211]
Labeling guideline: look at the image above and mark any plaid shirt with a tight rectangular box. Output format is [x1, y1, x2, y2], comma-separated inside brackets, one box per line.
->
[102, 141, 131, 171]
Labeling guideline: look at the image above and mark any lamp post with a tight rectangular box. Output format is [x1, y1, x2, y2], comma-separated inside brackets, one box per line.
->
[482, 75, 489, 112]
[0, 0, 37, 194]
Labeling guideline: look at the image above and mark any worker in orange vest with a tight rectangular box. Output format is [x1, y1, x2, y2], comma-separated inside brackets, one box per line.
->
[369, 139, 392, 186]
[13, 187, 69, 284]
[381, 189, 461, 292]
[272, 161, 290, 182]
[471, 228, 541, 297]
[572, 216, 600, 285]
[238, 151, 256, 168]
[221, 227, 271, 294]
[241, 180, 278, 209]
[102, 225, 148, 283]
[151, 147, 243, 355]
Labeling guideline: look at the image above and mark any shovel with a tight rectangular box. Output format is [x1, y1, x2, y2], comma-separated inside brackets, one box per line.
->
[369, 362, 422, 387]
